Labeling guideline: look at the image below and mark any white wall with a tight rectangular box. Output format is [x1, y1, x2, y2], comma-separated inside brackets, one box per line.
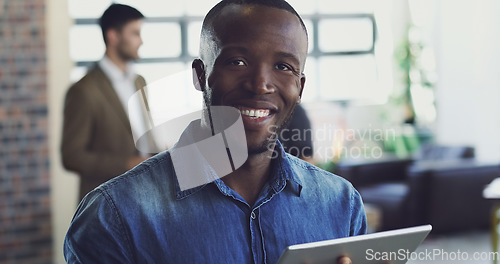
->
[346, 0, 500, 162]
[46, 1, 79, 263]
[434, 0, 500, 161]
[307, 0, 500, 163]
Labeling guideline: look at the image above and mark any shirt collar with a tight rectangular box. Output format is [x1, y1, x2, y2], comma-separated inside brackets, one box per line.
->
[172, 120, 218, 200]
[267, 140, 303, 196]
[98, 55, 136, 82]
[173, 126, 303, 200]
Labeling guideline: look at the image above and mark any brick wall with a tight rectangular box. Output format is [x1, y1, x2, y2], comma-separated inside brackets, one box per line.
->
[0, 0, 52, 263]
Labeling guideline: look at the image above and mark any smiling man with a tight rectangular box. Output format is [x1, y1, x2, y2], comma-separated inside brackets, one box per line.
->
[64, 1, 366, 263]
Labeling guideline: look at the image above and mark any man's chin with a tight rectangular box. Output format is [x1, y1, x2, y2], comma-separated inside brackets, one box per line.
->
[129, 55, 139, 61]
[247, 146, 270, 155]
[247, 139, 276, 156]
[119, 52, 139, 62]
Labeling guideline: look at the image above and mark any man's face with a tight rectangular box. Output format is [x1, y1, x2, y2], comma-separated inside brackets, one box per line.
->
[116, 19, 143, 61]
[203, 5, 308, 154]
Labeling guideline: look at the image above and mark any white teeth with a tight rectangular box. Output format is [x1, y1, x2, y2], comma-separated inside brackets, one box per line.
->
[240, 109, 270, 118]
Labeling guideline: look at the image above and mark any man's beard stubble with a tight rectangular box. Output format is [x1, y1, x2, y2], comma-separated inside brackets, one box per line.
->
[117, 41, 138, 62]
[247, 102, 298, 156]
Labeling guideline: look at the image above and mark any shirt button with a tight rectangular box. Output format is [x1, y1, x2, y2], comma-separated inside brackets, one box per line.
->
[251, 211, 256, 219]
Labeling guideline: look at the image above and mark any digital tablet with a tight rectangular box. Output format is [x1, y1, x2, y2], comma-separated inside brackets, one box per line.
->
[277, 225, 432, 264]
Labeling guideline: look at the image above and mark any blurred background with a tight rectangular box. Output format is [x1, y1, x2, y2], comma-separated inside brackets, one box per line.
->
[1, 0, 500, 263]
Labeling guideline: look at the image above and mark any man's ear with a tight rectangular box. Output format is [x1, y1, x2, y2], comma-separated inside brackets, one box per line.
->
[298, 73, 306, 103]
[192, 59, 206, 91]
[106, 29, 119, 46]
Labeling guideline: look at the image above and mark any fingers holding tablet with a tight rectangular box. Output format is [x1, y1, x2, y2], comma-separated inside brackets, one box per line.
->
[302, 256, 352, 264]
[337, 256, 352, 264]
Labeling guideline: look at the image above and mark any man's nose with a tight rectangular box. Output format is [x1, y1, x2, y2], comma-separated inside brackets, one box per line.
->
[244, 65, 276, 95]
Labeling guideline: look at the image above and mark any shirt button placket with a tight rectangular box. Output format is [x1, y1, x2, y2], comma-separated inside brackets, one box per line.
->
[249, 209, 263, 264]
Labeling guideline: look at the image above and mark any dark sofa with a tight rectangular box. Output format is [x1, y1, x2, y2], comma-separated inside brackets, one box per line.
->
[334, 148, 500, 233]
[408, 160, 500, 233]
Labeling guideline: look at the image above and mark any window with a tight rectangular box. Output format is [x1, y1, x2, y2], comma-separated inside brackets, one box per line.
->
[68, 0, 392, 105]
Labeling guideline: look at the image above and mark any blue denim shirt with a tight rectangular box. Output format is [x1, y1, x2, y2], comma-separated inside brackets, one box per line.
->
[64, 143, 366, 264]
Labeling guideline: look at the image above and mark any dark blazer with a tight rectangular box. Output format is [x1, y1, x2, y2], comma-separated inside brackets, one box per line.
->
[61, 64, 147, 201]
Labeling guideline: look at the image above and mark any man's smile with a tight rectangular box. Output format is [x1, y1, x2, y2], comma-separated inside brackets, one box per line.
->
[238, 107, 270, 118]
[236, 106, 275, 128]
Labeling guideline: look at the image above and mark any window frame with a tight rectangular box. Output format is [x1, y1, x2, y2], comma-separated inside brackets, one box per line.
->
[72, 11, 382, 103]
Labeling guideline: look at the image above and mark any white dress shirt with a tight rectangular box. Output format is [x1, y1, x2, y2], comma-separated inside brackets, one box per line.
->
[99, 56, 151, 155]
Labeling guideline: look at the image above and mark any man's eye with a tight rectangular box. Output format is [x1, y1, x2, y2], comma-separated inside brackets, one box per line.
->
[230, 60, 245, 66]
[276, 63, 291, 71]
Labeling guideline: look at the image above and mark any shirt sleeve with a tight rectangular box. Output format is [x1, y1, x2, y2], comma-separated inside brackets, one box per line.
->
[64, 190, 134, 264]
[349, 188, 368, 236]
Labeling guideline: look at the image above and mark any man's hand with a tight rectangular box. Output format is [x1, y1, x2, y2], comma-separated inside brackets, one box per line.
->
[126, 155, 148, 170]
[338, 256, 391, 264]
[337, 256, 352, 264]
[303, 256, 352, 264]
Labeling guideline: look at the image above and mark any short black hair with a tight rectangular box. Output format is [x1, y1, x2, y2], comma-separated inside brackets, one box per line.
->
[202, 0, 307, 38]
[99, 4, 144, 45]
[199, 0, 308, 67]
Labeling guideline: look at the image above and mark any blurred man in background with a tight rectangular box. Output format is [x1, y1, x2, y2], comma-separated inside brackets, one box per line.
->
[61, 4, 149, 201]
